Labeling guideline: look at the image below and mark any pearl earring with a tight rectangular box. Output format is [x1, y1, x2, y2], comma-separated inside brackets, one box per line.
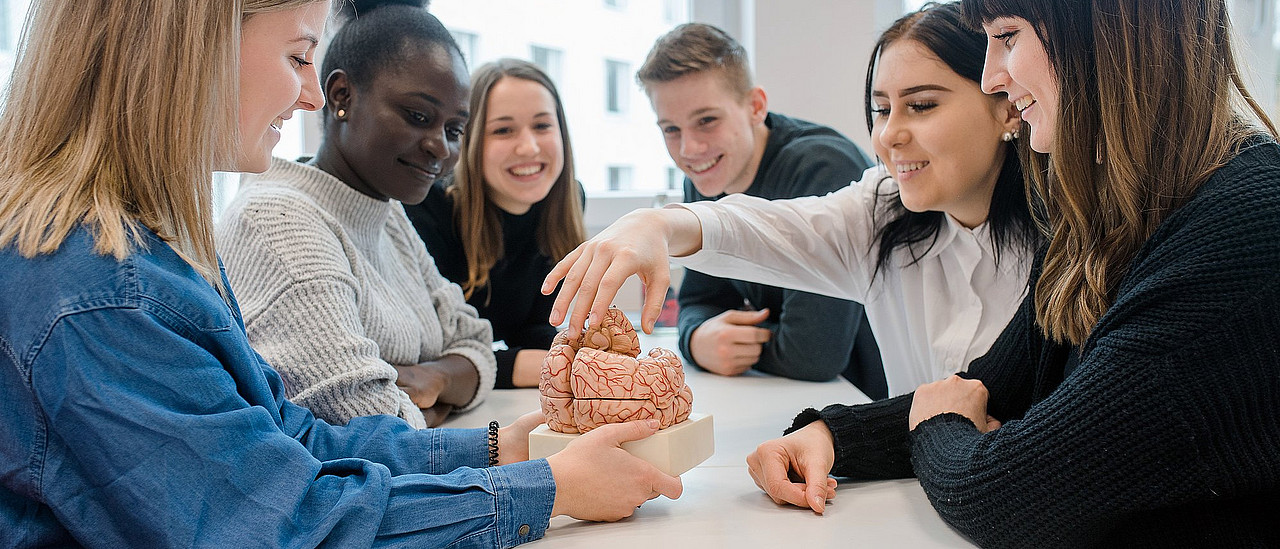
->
[1001, 131, 1015, 142]
[336, 108, 347, 119]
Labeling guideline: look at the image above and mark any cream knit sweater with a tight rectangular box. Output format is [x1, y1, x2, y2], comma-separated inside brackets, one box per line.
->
[216, 157, 495, 429]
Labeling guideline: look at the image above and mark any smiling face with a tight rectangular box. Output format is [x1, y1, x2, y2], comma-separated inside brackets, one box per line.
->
[236, 2, 327, 173]
[980, 16, 1058, 153]
[329, 43, 470, 204]
[647, 71, 768, 197]
[480, 76, 565, 215]
[870, 39, 1020, 228]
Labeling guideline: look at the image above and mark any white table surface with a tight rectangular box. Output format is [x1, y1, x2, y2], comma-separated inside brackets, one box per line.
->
[443, 329, 975, 548]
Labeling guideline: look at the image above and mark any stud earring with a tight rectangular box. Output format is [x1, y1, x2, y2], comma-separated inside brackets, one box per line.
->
[1001, 131, 1015, 142]
[336, 108, 347, 119]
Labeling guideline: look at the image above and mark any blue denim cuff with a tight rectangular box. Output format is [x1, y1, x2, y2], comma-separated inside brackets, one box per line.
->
[489, 459, 555, 546]
[427, 428, 488, 473]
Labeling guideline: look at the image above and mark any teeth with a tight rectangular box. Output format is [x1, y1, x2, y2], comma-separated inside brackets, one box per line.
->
[510, 164, 542, 177]
[270, 122, 282, 130]
[689, 157, 718, 173]
[1014, 96, 1036, 111]
[897, 161, 928, 173]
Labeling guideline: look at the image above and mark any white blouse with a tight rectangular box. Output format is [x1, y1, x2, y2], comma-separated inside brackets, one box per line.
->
[677, 166, 1034, 396]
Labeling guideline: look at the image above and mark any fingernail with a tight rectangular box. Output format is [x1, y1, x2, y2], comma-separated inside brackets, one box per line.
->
[645, 419, 659, 429]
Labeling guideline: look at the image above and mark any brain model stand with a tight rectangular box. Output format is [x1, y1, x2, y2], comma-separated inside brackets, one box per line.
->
[528, 307, 714, 476]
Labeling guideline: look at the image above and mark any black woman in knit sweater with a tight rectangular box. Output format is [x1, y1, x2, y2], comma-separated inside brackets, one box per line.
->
[217, 1, 497, 428]
[545, 0, 1280, 546]
[407, 59, 586, 389]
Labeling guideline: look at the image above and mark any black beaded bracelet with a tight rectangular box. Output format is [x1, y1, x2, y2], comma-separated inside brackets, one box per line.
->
[487, 420, 500, 467]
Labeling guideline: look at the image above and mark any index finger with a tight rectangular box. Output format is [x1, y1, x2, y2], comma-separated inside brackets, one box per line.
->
[544, 246, 585, 327]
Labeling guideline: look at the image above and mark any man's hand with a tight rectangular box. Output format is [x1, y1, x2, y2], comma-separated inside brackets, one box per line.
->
[689, 309, 772, 376]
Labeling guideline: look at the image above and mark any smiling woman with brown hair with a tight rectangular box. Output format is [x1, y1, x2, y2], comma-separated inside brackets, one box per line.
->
[407, 58, 586, 389]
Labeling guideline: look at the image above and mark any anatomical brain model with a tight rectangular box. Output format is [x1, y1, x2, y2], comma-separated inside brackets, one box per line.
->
[539, 307, 693, 433]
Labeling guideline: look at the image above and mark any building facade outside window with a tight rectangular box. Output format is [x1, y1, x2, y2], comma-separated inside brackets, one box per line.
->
[452, 30, 480, 68]
[605, 59, 630, 114]
[530, 45, 563, 85]
[607, 165, 633, 191]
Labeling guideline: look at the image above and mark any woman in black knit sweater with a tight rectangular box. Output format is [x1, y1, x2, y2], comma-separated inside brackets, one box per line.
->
[542, 0, 1280, 546]
[740, 0, 1280, 546]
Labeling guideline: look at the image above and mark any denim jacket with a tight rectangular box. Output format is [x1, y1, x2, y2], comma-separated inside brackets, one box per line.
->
[0, 227, 553, 548]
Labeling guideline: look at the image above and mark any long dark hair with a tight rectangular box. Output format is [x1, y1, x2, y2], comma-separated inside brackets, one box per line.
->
[864, 2, 1041, 278]
[961, 0, 1275, 344]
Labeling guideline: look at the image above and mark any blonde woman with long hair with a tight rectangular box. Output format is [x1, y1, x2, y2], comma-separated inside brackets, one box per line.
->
[0, 1, 680, 545]
[407, 58, 586, 388]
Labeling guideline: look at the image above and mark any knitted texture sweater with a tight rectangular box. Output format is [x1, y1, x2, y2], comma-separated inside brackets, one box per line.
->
[216, 158, 496, 429]
[789, 139, 1280, 547]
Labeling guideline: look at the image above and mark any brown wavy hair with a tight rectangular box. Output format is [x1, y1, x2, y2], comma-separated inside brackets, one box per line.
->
[961, 0, 1276, 344]
[448, 58, 585, 299]
[0, 0, 330, 292]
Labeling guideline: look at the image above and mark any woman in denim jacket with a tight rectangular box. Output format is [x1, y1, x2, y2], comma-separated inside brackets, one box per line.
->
[0, 1, 679, 547]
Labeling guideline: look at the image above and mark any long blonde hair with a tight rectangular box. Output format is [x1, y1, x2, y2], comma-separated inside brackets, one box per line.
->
[449, 58, 586, 299]
[963, 0, 1276, 344]
[0, 0, 325, 289]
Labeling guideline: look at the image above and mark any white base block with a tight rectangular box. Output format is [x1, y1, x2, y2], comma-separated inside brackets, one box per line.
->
[528, 413, 714, 476]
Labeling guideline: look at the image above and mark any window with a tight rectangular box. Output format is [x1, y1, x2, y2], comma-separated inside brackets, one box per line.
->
[530, 45, 563, 85]
[666, 167, 683, 190]
[604, 0, 627, 10]
[607, 166, 633, 191]
[0, 0, 10, 52]
[451, 29, 480, 67]
[605, 59, 630, 114]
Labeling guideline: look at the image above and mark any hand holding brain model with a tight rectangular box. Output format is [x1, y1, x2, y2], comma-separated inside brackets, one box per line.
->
[539, 307, 693, 433]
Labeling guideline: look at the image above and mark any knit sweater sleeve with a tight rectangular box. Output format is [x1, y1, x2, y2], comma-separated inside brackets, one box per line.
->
[217, 193, 429, 429]
[783, 277, 1041, 479]
[392, 209, 496, 411]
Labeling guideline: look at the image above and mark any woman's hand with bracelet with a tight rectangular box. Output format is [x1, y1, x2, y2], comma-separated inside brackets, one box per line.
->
[494, 410, 544, 465]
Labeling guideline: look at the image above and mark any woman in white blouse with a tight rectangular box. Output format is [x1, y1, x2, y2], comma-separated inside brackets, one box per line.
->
[544, 3, 1042, 397]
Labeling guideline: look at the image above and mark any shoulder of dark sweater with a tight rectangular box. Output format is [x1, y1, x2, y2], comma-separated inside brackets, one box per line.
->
[1088, 138, 1280, 354]
[404, 178, 455, 231]
[404, 178, 468, 284]
[682, 112, 870, 202]
[756, 112, 871, 198]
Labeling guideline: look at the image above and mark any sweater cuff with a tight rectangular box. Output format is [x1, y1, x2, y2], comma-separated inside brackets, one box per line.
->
[789, 395, 916, 480]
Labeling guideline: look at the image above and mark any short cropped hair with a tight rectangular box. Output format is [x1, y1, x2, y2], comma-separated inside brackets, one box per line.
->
[636, 23, 753, 98]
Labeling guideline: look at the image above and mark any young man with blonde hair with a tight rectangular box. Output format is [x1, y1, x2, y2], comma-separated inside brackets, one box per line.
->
[637, 23, 885, 396]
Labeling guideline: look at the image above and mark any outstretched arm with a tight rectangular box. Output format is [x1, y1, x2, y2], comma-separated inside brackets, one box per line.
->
[543, 206, 703, 336]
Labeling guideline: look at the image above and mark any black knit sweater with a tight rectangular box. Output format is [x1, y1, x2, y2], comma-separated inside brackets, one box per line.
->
[789, 139, 1280, 547]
